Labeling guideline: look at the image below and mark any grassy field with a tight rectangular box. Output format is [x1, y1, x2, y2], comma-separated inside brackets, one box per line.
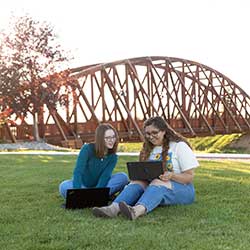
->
[0, 154, 250, 250]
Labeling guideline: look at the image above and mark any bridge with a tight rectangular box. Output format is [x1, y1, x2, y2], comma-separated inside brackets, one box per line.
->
[1, 56, 250, 148]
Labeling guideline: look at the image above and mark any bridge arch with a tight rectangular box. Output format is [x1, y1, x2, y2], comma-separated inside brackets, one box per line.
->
[1, 56, 250, 146]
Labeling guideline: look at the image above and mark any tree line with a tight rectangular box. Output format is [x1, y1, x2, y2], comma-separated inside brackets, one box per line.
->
[0, 15, 76, 141]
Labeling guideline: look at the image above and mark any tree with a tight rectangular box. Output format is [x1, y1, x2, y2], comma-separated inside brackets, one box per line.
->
[0, 15, 75, 141]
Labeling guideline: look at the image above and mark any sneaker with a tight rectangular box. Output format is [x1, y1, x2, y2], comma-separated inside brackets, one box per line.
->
[92, 206, 118, 218]
[119, 202, 137, 220]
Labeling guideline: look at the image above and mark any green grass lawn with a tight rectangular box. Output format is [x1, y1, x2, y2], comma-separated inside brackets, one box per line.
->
[0, 155, 250, 250]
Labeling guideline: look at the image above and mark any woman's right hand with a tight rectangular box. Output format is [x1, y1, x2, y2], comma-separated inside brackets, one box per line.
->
[159, 171, 173, 182]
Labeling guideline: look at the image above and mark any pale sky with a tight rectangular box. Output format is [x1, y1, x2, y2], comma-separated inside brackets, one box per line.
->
[1, 0, 250, 94]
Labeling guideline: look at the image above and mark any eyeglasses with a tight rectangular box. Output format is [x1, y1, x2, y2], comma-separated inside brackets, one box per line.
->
[144, 130, 161, 138]
[104, 136, 116, 141]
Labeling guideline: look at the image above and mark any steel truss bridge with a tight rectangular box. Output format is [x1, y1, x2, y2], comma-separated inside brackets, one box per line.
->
[1, 56, 250, 148]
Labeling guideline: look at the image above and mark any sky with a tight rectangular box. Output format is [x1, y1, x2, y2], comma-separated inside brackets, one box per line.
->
[1, 0, 250, 94]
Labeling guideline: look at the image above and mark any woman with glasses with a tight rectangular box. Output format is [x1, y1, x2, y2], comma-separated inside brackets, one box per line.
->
[93, 116, 199, 220]
[59, 123, 129, 200]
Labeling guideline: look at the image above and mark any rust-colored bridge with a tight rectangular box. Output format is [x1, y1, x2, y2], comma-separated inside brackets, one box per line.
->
[1, 56, 250, 148]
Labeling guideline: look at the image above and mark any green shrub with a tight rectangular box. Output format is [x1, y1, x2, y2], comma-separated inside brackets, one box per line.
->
[189, 133, 244, 153]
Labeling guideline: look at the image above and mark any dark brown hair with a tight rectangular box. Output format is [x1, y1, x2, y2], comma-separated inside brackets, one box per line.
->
[139, 116, 191, 170]
[94, 123, 119, 158]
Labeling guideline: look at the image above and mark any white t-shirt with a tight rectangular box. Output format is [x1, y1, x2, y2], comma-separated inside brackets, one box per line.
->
[148, 141, 199, 174]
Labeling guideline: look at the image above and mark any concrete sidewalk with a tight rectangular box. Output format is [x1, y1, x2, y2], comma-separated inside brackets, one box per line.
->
[0, 141, 249, 159]
[118, 152, 250, 160]
[0, 150, 250, 160]
[195, 153, 250, 160]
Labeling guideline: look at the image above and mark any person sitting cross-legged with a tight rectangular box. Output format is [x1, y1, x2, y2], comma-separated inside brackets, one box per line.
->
[59, 123, 129, 202]
[92, 116, 199, 220]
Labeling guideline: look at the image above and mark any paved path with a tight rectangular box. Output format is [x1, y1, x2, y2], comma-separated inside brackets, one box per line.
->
[0, 142, 249, 160]
[118, 152, 250, 160]
[0, 141, 68, 151]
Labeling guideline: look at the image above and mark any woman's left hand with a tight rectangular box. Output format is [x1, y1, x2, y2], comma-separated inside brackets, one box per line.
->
[159, 171, 173, 182]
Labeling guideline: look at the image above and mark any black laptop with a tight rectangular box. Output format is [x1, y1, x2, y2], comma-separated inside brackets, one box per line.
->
[65, 187, 110, 209]
[127, 161, 164, 181]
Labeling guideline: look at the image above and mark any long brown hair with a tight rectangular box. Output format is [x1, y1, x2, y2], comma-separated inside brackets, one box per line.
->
[139, 116, 191, 170]
[94, 123, 119, 158]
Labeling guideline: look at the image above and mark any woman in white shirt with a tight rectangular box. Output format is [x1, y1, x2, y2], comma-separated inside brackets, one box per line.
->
[93, 116, 199, 220]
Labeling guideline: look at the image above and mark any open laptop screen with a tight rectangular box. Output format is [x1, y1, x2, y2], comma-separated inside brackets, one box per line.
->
[126, 161, 164, 181]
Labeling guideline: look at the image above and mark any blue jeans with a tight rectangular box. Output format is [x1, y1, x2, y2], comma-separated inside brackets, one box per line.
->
[59, 172, 129, 199]
[114, 181, 195, 213]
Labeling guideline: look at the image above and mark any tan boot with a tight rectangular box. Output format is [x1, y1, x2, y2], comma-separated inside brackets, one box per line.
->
[119, 202, 146, 220]
[92, 203, 119, 218]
